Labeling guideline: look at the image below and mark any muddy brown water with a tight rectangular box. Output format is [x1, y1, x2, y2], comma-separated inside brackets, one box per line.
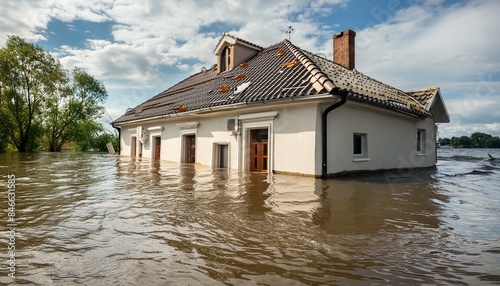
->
[0, 149, 499, 285]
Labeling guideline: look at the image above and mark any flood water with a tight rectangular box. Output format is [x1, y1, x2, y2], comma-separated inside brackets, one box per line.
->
[1, 149, 499, 285]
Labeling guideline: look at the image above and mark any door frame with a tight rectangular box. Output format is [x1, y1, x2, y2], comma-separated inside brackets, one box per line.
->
[249, 130, 268, 172]
[147, 129, 162, 159]
[241, 121, 273, 174]
[180, 130, 197, 163]
[213, 142, 230, 169]
[153, 136, 161, 160]
[183, 134, 196, 163]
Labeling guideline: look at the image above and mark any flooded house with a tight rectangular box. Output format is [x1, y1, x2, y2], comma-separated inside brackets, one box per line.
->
[112, 30, 449, 178]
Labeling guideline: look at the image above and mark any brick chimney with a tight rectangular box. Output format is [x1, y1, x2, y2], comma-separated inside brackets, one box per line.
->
[333, 29, 356, 70]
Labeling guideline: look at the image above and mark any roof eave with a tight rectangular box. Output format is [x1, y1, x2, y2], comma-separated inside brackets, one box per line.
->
[112, 93, 336, 126]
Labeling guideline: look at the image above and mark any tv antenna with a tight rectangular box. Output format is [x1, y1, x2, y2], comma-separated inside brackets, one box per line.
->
[285, 26, 294, 40]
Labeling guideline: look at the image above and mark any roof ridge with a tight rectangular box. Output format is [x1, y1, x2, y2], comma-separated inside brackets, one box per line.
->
[303, 49, 429, 112]
[283, 40, 336, 93]
[213, 33, 264, 54]
[405, 87, 439, 93]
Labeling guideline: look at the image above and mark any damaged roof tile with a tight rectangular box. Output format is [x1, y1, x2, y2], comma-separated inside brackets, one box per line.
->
[114, 39, 432, 124]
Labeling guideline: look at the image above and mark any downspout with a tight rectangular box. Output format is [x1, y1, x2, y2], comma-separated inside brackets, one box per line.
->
[321, 89, 348, 179]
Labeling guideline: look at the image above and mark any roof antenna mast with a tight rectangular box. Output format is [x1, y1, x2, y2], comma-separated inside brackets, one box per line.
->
[286, 26, 294, 41]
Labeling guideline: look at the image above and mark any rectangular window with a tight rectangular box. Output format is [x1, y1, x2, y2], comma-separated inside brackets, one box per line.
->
[353, 133, 368, 160]
[353, 134, 363, 155]
[417, 129, 426, 153]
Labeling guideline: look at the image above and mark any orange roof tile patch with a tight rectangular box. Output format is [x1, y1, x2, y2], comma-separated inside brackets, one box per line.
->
[277, 50, 285, 56]
[282, 60, 299, 68]
[231, 73, 246, 80]
[218, 85, 231, 92]
[113, 39, 433, 125]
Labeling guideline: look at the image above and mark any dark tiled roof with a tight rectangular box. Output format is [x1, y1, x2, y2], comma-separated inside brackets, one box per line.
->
[113, 39, 431, 124]
[294, 47, 430, 116]
[406, 87, 438, 108]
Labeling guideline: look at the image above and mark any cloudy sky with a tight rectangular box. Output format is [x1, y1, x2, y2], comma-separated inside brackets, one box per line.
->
[1, 0, 499, 138]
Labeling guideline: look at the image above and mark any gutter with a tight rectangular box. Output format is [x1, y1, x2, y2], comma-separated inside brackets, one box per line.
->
[113, 94, 335, 126]
[321, 89, 348, 179]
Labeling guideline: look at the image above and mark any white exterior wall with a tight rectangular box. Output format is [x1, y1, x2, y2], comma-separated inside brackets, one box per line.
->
[326, 104, 437, 174]
[117, 103, 319, 175]
[117, 101, 437, 177]
[120, 128, 136, 157]
[272, 104, 318, 175]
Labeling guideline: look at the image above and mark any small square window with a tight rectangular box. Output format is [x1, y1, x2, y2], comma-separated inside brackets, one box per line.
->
[353, 133, 368, 160]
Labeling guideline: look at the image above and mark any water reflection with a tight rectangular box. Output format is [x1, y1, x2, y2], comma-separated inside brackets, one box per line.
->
[0, 153, 498, 285]
[312, 172, 446, 235]
[241, 173, 271, 215]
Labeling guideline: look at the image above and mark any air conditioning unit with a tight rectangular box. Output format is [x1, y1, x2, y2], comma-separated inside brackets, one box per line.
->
[227, 118, 239, 134]
[137, 126, 149, 144]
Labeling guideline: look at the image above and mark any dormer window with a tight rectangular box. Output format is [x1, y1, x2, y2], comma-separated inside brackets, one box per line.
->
[214, 33, 263, 74]
[220, 46, 231, 73]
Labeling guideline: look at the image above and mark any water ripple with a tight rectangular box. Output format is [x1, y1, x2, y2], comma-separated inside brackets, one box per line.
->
[0, 151, 498, 285]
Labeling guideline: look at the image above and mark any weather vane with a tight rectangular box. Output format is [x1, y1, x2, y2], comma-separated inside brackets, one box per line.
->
[286, 26, 294, 40]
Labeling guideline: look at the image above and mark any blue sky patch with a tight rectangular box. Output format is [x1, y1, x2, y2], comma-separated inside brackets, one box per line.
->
[38, 19, 114, 51]
[199, 21, 242, 35]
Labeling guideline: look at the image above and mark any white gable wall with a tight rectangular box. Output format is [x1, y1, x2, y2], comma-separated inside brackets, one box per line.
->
[326, 104, 437, 175]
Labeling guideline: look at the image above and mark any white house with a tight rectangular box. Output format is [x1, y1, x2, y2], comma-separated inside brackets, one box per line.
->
[112, 30, 449, 178]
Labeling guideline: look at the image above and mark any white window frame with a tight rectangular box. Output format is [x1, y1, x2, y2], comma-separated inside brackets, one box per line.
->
[353, 133, 369, 162]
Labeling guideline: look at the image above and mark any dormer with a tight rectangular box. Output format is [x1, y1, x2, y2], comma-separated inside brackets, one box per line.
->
[214, 33, 263, 73]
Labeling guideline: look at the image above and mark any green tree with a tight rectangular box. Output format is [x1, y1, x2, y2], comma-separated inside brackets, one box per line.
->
[456, 136, 472, 148]
[470, 132, 492, 148]
[44, 68, 108, 152]
[439, 137, 451, 146]
[72, 120, 104, 151]
[0, 36, 65, 152]
[485, 136, 500, 148]
[92, 132, 119, 152]
[0, 110, 9, 152]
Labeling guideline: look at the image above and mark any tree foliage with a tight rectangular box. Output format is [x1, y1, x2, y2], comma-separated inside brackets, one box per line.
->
[0, 36, 108, 152]
[45, 68, 107, 151]
[0, 36, 64, 152]
[440, 132, 500, 148]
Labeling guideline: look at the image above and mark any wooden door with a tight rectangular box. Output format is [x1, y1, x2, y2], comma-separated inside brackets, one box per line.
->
[250, 142, 268, 172]
[131, 137, 137, 157]
[154, 137, 161, 160]
[249, 129, 268, 172]
[184, 135, 196, 163]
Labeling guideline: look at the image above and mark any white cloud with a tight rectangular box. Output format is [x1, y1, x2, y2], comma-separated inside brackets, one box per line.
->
[358, 1, 500, 85]
[1, 0, 499, 137]
[0, 0, 51, 42]
[353, 0, 500, 137]
[1, 0, 348, 85]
